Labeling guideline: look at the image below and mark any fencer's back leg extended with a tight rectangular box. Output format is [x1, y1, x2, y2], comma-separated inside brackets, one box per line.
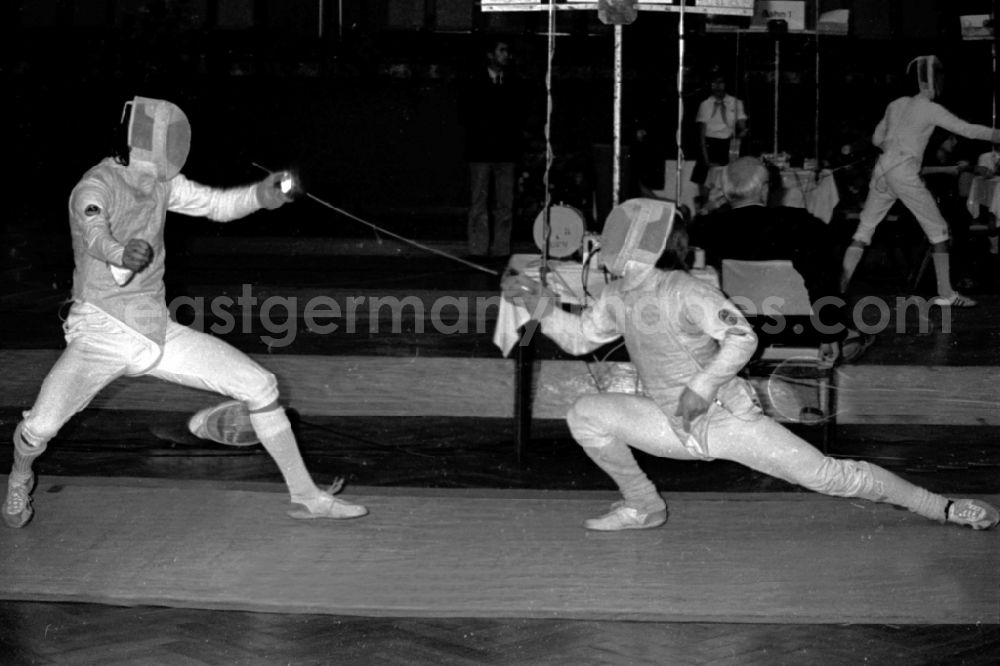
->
[710, 416, 948, 522]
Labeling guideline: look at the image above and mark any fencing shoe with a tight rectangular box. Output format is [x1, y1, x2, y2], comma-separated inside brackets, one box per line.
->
[288, 493, 369, 520]
[3, 473, 35, 529]
[584, 500, 667, 531]
[188, 400, 260, 447]
[945, 499, 999, 531]
[287, 480, 367, 520]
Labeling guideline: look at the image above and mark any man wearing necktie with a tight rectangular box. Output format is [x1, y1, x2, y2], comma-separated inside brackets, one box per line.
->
[458, 38, 526, 259]
[694, 74, 748, 194]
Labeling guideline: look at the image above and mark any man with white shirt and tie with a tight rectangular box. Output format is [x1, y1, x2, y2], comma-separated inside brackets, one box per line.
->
[694, 73, 748, 191]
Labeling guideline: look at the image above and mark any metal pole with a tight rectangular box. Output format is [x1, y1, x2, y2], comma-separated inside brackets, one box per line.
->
[815, 2, 820, 164]
[994, 1, 999, 131]
[675, 0, 686, 205]
[613, 24, 623, 206]
[773, 38, 779, 155]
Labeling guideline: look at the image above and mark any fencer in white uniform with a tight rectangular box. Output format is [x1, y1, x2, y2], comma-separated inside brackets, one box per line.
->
[3, 96, 368, 528]
[502, 198, 998, 532]
[840, 55, 1000, 306]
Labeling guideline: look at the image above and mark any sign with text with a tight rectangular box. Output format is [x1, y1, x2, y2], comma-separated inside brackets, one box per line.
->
[751, 0, 805, 31]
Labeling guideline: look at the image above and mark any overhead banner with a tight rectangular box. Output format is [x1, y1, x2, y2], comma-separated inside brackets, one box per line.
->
[483, 1, 754, 16]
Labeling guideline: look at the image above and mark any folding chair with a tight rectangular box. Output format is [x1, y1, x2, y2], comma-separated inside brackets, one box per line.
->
[720, 259, 837, 451]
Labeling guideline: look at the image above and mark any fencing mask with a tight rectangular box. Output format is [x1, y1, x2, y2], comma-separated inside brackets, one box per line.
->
[907, 55, 943, 100]
[122, 96, 191, 181]
[599, 198, 675, 277]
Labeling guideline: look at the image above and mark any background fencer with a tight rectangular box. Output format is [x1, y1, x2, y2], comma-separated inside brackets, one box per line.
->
[839, 55, 1000, 307]
[502, 198, 998, 532]
[3, 96, 368, 528]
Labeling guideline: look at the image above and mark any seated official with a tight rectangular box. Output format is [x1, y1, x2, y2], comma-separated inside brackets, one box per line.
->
[689, 157, 875, 364]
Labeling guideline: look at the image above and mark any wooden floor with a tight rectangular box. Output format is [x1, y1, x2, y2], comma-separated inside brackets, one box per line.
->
[2, 602, 997, 666]
[5, 478, 995, 625]
[2, 223, 1000, 664]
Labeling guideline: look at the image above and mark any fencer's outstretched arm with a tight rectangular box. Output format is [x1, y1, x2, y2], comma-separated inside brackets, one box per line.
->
[927, 103, 999, 144]
[680, 280, 758, 402]
[501, 273, 620, 356]
[537, 302, 621, 356]
[167, 172, 290, 222]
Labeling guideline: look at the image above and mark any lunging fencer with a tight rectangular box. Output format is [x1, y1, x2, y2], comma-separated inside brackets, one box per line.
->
[502, 198, 998, 532]
[840, 55, 1000, 307]
[3, 96, 368, 528]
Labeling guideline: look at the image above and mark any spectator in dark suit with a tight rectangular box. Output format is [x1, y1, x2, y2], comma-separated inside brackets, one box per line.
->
[458, 37, 526, 258]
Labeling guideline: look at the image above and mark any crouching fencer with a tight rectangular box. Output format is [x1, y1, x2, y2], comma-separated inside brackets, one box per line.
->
[3, 96, 367, 528]
[502, 198, 998, 532]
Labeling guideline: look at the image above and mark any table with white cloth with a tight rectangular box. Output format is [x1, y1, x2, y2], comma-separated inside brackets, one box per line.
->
[493, 254, 718, 458]
[966, 175, 1000, 255]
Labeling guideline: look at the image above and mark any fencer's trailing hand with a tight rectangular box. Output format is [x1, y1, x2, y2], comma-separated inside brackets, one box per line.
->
[122, 239, 153, 272]
[675, 387, 711, 433]
[256, 171, 293, 210]
[501, 272, 557, 318]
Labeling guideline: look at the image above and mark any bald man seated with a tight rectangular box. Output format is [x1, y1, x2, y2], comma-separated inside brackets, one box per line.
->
[689, 157, 875, 364]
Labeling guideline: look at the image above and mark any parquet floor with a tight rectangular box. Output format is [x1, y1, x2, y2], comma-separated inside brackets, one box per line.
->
[3, 602, 1000, 666]
[2, 228, 1000, 664]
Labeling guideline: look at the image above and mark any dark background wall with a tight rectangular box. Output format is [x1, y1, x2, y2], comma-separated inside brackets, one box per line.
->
[4, 0, 998, 239]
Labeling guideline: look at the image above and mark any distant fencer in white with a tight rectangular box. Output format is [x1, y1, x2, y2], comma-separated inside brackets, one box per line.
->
[840, 55, 1000, 307]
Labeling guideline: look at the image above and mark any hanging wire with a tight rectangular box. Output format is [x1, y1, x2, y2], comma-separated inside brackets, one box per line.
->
[540, 0, 557, 288]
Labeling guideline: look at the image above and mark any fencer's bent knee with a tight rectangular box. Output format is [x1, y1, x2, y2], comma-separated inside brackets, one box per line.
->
[566, 396, 609, 444]
[566, 397, 593, 431]
[241, 367, 280, 412]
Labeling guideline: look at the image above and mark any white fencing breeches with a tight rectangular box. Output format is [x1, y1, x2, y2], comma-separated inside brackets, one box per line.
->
[853, 156, 950, 246]
[566, 392, 947, 522]
[19, 302, 279, 448]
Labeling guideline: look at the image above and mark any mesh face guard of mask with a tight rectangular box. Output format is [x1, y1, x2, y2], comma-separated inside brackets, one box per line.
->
[599, 198, 675, 276]
[907, 55, 943, 100]
[123, 96, 191, 181]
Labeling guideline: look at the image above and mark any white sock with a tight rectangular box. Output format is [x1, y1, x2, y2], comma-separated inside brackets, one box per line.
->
[931, 251, 953, 297]
[249, 408, 324, 506]
[11, 423, 45, 484]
